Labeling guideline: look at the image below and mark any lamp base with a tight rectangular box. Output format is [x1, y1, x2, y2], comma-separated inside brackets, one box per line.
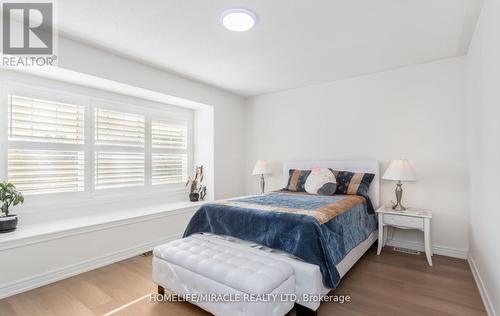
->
[392, 203, 406, 211]
[392, 181, 406, 211]
[260, 174, 265, 195]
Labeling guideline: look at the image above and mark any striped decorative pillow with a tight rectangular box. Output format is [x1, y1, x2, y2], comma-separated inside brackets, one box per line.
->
[330, 170, 375, 196]
[286, 169, 311, 192]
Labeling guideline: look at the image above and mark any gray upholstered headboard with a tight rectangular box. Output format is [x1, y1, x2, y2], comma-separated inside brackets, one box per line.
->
[282, 160, 380, 209]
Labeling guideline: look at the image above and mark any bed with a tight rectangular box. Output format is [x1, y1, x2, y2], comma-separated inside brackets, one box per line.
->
[183, 160, 380, 312]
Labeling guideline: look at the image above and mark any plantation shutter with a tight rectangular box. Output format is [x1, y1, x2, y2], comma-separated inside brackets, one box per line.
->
[94, 108, 145, 189]
[95, 108, 145, 147]
[8, 95, 85, 144]
[152, 120, 187, 150]
[151, 120, 188, 185]
[152, 153, 187, 185]
[7, 95, 85, 195]
[5, 92, 192, 196]
[94, 152, 145, 189]
[8, 150, 84, 195]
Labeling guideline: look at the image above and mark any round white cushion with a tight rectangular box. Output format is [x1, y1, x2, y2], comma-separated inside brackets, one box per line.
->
[305, 168, 337, 195]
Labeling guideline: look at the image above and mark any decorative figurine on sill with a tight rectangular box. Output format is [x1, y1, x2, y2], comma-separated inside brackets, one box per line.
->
[186, 165, 207, 202]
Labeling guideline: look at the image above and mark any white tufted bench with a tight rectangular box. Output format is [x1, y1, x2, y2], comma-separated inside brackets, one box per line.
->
[153, 234, 295, 316]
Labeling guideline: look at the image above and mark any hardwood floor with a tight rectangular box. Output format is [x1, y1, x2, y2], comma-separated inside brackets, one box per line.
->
[0, 246, 486, 316]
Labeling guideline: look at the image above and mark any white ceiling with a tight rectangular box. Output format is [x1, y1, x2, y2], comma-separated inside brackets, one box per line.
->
[58, 0, 483, 96]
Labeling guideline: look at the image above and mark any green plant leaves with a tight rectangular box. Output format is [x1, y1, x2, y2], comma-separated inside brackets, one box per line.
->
[0, 181, 24, 216]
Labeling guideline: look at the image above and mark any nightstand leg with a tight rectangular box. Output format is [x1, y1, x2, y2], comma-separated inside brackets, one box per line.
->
[383, 227, 388, 246]
[424, 219, 433, 266]
[429, 221, 433, 256]
[377, 213, 383, 255]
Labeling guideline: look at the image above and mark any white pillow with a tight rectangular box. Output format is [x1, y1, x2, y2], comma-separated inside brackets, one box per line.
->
[305, 168, 337, 195]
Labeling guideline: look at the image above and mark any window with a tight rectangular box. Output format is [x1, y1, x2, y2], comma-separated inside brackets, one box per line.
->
[95, 108, 144, 147]
[4, 89, 192, 197]
[8, 150, 84, 195]
[94, 108, 145, 189]
[152, 120, 187, 150]
[95, 152, 145, 190]
[8, 95, 85, 144]
[7, 95, 85, 195]
[151, 120, 188, 185]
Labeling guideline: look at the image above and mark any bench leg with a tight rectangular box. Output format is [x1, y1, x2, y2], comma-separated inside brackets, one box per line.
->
[158, 285, 165, 295]
[295, 304, 317, 316]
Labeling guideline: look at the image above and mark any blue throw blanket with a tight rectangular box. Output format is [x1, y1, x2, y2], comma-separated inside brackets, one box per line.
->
[183, 191, 378, 288]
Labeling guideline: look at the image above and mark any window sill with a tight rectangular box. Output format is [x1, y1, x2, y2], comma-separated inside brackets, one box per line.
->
[0, 199, 209, 251]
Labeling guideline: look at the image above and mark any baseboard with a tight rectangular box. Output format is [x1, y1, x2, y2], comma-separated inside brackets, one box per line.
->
[0, 233, 182, 299]
[468, 255, 497, 316]
[385, 238, 468, 259]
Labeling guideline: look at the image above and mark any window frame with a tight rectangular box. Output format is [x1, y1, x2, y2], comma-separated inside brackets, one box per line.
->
[0, 79, 193, 207]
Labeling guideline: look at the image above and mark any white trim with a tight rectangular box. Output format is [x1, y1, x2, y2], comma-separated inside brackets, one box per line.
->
[7, 140, 84, 151]
[2, 68, 212, 110]
[85, 103, 95, 194]
[0, 233, 182, 299]
[385, 237, 468, 259]
[145, 116, 152, 186]
[0, 86, 7, 180]
[468, 255, 497, 316]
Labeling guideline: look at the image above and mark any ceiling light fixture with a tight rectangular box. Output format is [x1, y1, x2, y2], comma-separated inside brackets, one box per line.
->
[220, 8, 257, 32]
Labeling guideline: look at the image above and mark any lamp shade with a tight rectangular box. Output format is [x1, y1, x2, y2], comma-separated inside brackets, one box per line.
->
[252, 160, 272, 175]
[382, 159, 417, 181]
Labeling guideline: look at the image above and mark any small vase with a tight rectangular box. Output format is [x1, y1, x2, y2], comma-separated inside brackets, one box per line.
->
[189, 193, 199, 202]
[0, 215, 18, 233]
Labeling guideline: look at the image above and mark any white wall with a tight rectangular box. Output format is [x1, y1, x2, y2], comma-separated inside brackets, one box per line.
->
[466, 0, 500, 314]
[58, 36, 245, 199]
[244, 57, 469, 255]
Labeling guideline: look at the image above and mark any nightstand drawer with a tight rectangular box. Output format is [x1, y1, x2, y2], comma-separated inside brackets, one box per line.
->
[383, 214, 424, 229]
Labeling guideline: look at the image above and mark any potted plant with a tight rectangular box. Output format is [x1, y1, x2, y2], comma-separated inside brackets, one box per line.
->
[0, 182, 24, 233]
[185, 166, 207, 202]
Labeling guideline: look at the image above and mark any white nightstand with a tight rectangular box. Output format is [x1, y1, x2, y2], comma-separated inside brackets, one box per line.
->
[376, 206, 433, 266]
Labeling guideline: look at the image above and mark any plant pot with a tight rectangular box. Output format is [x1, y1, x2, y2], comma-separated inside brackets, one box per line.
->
[189, 193, 199, 202]
[0, 215, 18, 233]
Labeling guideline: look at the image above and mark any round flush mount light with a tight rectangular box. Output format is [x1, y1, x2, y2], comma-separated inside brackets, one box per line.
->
[220, 8, 257, 32]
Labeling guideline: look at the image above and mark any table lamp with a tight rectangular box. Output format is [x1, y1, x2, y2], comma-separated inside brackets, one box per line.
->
[382, 159, 416, 211]
[252, 160, 272, 194]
